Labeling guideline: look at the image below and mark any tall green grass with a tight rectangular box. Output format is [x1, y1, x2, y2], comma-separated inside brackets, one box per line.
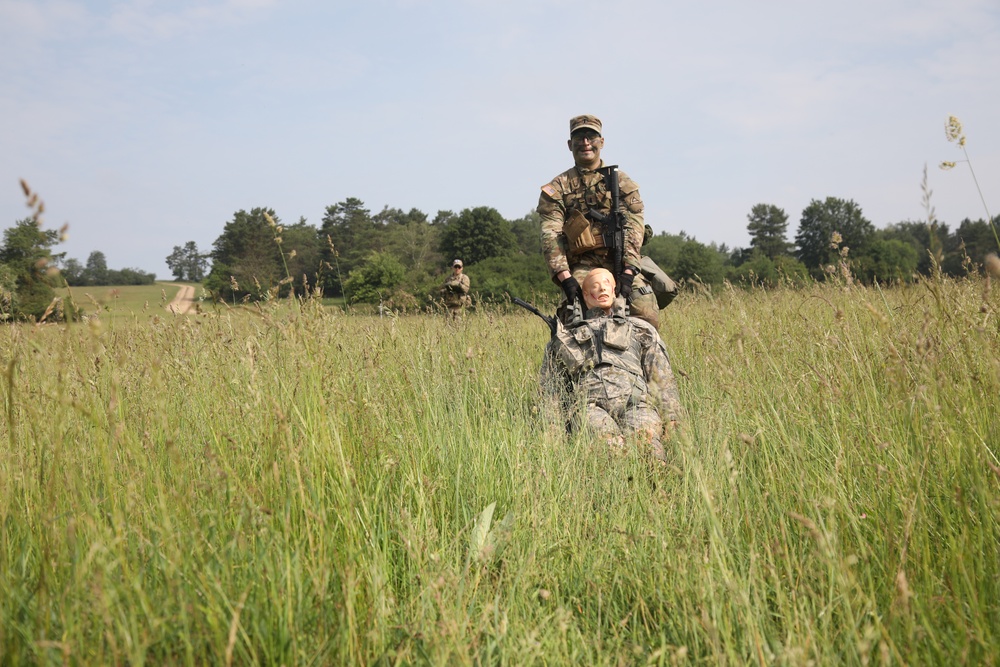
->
[1, 276, 998, 665]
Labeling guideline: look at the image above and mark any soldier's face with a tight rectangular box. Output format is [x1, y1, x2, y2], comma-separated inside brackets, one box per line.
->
[568, 130, 603, 168]
[582, 270, 615, 311]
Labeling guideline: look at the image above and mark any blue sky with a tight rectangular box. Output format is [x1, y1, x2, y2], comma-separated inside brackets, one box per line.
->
[2, 0, 998, 277]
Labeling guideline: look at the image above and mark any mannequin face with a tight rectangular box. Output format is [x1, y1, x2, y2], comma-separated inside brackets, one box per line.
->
[582, 268, 615, 312]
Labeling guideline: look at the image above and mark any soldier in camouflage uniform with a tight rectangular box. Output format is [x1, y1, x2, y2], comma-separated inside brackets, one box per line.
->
[542, 268, 681, 462]
[441, 259, 471, 317]
[538, 114, 660, 329]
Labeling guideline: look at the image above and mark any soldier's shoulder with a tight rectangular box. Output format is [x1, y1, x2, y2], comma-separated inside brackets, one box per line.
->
[617, 169, 640, 192]
[629, 315, 658, 334]
[542, 166, 576, 189]
[539, 167, 576, 203]
[629, 316, 664, 344]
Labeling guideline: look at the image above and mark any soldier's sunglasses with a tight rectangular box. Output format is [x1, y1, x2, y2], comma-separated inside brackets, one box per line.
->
[571, 132, 601, 145]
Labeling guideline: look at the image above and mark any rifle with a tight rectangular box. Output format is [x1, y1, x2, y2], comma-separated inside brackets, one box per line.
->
[512, 296, 583, 336]
[588, 165, 625, 291]
[512, 297, 557, 337]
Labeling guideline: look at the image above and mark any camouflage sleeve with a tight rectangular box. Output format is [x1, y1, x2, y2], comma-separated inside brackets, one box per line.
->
[639, 327, 682, 423]
[538, 184, 571, 277]
[619, 171, 644, 271]
[624, 212, 644, 272]
[459, 274, 470, 294]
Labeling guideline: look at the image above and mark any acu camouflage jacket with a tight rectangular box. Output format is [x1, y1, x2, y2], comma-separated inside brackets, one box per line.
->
[547, 305, 681, 423]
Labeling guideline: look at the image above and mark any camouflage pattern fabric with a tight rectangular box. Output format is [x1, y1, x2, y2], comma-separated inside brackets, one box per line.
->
[441, 273, 471, 312]
[537, 162, 659, 328]
[540, 303, 682, 460]
[639, 255, 678, 309]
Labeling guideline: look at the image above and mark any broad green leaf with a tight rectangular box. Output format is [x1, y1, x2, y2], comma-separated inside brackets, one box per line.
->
[468, 501, 496, 563]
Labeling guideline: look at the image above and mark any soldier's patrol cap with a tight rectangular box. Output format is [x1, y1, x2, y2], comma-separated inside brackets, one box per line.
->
[569, 114, 602, 136]
[452, 259, 463, 267]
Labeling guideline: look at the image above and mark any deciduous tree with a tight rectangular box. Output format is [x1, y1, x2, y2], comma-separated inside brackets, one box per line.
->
[380, 207, 441, 273]
[83, 251, 109, 285]
[942, 217, 1000, 276]
[438, 206, 515, 266]
[795, 197, 874, 275]
[674, 239, 726, 285]
[342, 252, 406, 304]
[60, 258, 84, 285]
[855, 238, 918, 284]
[166, 241, 209, 282]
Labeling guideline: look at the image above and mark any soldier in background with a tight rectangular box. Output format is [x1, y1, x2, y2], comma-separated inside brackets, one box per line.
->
[541, 268, 681, 462]
[440, 258, 471, 317]
[537, 114, 660, 329]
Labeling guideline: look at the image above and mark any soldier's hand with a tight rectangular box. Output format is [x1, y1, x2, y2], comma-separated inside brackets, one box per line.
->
[617, 270, 636, 299]
[560, 276, 582, 305]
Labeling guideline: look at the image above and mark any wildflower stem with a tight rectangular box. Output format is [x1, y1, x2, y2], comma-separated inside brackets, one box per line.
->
[959, 145, 1000, 251]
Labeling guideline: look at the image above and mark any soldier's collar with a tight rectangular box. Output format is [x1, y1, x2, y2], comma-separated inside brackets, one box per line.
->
[583, 303, 627, 320]
[574, 160, 606, 176]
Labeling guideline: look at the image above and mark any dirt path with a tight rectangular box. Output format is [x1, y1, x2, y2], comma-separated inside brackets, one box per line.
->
[166, 284, 196, 314]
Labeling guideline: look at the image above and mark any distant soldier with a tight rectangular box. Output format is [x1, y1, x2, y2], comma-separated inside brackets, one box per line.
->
[440, 258, 471, 317]
[541, 268, 681, 462]
[538, 114, 660, 329]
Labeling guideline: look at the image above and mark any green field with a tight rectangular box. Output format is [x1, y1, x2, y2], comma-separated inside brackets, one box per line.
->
[2, 276, 999, 665]
[57, 282, 202, 320]
[56, 283, 352, 319]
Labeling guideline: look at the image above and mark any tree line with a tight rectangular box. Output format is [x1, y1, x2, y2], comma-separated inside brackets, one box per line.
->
[644, 199, 998, 289]
[186, 195, 999, 309]
[193, 200, 554, 308]
[3, 190, 998, 321]
[61, 250, 156, 287]
[0, 216, 155, 321]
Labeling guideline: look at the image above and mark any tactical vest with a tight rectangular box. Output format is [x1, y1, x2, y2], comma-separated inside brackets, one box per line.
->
[561, 169, 639, 257]
[552, 315, 647, 399]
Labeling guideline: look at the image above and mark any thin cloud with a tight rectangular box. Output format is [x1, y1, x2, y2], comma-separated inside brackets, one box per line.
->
[106, 0, 277, 41]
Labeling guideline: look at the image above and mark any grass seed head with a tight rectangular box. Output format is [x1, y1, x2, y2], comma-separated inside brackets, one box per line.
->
[894, 569, 912, 614]
[945, 115, 964, 144]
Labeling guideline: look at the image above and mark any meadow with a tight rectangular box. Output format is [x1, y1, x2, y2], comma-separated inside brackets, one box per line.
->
[1, 274, 998, 665]
[56, 282, 202, 322]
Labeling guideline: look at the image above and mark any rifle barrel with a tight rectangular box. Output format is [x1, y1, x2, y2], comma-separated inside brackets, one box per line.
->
[511, 296, 557, 335]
